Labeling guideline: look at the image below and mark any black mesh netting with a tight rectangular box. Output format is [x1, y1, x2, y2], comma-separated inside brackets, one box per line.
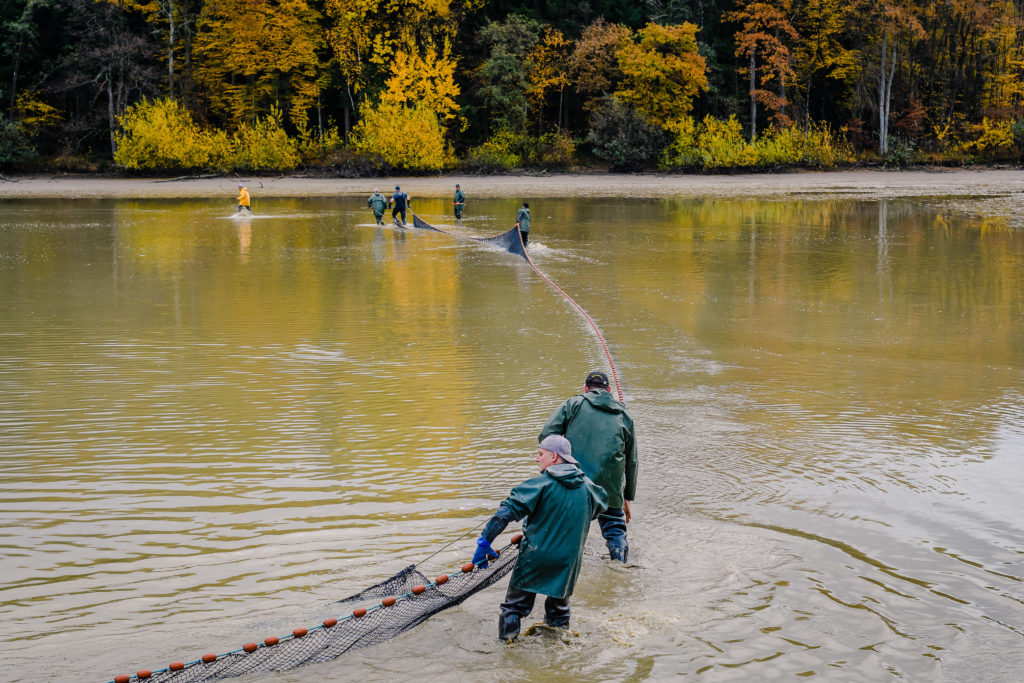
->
[411, 213, 528, 259]
[126, 543, 519, 683]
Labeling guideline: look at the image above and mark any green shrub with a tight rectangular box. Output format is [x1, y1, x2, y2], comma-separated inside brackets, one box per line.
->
[465, 129, 523, 170]
[586, 95, 666, 171]
[0, 115, 34, 168]
[232, 106, 301, 171]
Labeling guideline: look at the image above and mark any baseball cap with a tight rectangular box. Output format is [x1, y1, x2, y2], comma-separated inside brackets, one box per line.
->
[539, 435, 578, 465]
[585, 371, 610, 388]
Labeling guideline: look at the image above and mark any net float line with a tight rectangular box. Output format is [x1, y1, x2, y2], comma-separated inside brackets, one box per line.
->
[106, 535, 523, 683]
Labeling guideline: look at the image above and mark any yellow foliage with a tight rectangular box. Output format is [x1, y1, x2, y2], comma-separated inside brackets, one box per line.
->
[14, 94, 62, 133]
[193, 0, 324, 128]
[755, 123, 854, 167]
[114, 98, 231, 170]
[350, 102, 452, 171]
[380, 42, 460, 122]
[615, 22, 708, 131]
[696, 115, 758, 168]
[662, 116, 852, 169]
[232, 106, 302, 170]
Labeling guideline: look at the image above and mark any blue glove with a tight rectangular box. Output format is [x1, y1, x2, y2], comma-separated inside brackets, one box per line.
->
[473, 537, 499, 568]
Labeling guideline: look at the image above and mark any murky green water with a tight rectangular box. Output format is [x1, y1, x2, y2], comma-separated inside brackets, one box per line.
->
[1, 193, 1022, 681]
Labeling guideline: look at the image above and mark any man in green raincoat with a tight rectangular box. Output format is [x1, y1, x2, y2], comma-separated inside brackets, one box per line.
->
[453, 183, 466, 219]
[539, 371, 637, 563]
[515, 202, 530, 246]
[367, 188, 387, 225]
[473, 434, 607, 640]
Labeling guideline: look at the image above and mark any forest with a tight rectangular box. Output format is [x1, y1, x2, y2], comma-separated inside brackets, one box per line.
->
[2, 0, 1024, 173]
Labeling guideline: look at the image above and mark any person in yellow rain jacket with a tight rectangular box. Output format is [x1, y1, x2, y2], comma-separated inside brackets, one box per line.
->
[237, 184, 252, 215]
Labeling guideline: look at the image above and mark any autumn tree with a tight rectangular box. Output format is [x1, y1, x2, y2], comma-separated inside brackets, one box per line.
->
[193, 0, 324, 129]
[791, 0, 859, 125]
[527, 27, 571, 129]
[614, 22, 708, 131]
[569, 19, 631, 108]
[476, 14, 542, 133]
[323, 0, 478, 135]
[726, 0, 799, 140]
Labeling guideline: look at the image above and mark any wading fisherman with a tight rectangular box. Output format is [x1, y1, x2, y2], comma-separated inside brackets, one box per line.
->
[539, 371, 637, 563]
[367, 188, 387, 225]
[237, 184, 251, 216]
[389, 185, 411, 226]
[473, 435, 607, 641]
[515, 202, 530, 246]
[453, 183, 466, 219]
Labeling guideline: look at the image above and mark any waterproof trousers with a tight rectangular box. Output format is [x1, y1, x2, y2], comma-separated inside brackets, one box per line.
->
[598, 508, 628, 562]
[392, 206, 406, 225]
[521, 231, 529, 247]
[498, 586, 570, 640]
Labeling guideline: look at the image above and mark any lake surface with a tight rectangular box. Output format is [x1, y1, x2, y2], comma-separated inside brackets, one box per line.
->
[1, 192, 1022, 681]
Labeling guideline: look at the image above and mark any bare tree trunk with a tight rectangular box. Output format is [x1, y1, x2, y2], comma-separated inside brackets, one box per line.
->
[557, 87, 563, 130]
[878, 31, 897, 155]
[107, 67, 117, 155]
[749, 50, 757, 141]
[162, 0, 176, 97]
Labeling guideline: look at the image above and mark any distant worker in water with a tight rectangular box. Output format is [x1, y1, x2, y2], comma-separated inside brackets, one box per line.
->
[539, 371, 637, 563]
[368, 188, 387, 225]
[515, 202, 530, 246]
[236, 184, 251, 216]
[473, 435, 607, 641]
[389, 185, 411, 226]
[453, 183, 466, 219]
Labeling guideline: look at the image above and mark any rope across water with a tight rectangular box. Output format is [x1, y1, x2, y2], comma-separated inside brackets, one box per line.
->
[410, 212, 624, 403]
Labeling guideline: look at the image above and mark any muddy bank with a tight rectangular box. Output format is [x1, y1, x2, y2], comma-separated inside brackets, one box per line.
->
[1, 168, 1023, 200]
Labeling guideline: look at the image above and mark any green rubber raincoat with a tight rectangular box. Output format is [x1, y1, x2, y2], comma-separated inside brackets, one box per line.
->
[503, 464, 607, 599]
[516, 207, 530, 234]
[539, 390, 637, 509]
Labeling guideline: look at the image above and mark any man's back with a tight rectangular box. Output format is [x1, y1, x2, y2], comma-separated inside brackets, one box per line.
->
[539, 389, 636, 509]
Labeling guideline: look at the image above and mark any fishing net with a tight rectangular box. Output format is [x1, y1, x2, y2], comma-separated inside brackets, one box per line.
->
[411, 213, 528, 259]
[110, 540, 520, 683]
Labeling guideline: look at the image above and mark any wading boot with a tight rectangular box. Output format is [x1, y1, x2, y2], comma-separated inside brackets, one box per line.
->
[609, 545, 628, 563]
[498, 612, 522, 641]
[543, 597, 571, 629]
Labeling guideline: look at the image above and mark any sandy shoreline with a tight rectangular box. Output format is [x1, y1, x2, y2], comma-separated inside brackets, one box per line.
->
[1, 168, 1023, 200]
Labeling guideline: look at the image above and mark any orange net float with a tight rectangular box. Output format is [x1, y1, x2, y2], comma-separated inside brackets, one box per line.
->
[202, 654, 217, 664]
[510, 533, 523, 544]
[323, 618, 338, 628]
[169, 662, 184, 672]
[381, 597, 397, 607]
[243, 643, 258, 653]
[293, 628, 307, 638]
[352, 608, 367, 618]
[137, 672, 152, 680]
[435, 575, 449, 585]
[264, 636, 279, 647]
[114, 676, 130, 683]
[461, 562, 475, 573]
[411, 585, 426, 595]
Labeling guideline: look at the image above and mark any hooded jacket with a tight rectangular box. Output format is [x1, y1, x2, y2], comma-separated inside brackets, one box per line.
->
[516, 207, 530, 233]
[502, 464, 607, 598]
[539, 389, 637, 508]
[368, 192, 387, 213]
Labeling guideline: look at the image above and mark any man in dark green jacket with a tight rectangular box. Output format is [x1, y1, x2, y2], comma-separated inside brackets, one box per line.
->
[515, 202, 530, 246]
[367, 188, 387, 225]
[539, 370, 637, 563]
[453, 183, 466, 219]
[473, 434, 607, 640]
